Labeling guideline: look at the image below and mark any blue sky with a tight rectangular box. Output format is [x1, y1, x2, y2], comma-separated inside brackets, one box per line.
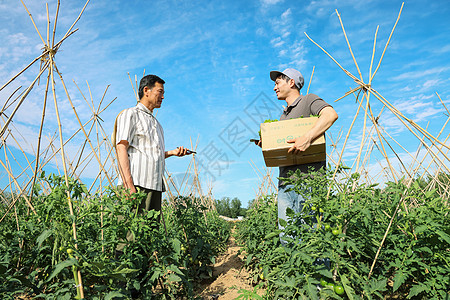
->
[0, 0, 449, 207]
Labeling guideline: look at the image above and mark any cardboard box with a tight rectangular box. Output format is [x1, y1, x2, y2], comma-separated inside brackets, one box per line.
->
[261, 117, 326, 167]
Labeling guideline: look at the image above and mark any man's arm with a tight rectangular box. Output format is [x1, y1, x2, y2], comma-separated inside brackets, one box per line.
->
[116, 140, 137, 194]
[165, 146, 189, 158]
[287, 106, 338, 154]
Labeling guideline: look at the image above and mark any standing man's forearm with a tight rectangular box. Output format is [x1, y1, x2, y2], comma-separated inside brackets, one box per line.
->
[116, 141, 136, 194]
[304, 106, 338, 141]
[288, 106, 338, 154]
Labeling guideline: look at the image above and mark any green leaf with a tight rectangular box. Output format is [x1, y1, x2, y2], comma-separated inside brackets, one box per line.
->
[104, 291, 126, 300]
[167, 264, 184, 276]
[286, 207, 295, 218]
[149, 268, 163, 282]
[415, 225, 428, 235]
[265, 230, 281, 239]
[407, 283, 428, 299]
[416, 246, 432, 255]
[46, 258, 78, 282]
[393, 269, 407, 292]
[305, 280, 319, 300]
[37, 229, 53, 248]
[341, 274, 355, 300]
[436, 230, 450, 245]
[273, 246, 286, 254]
[316, 268, 332, 279]
[368, 277, 387, 293]
[279, 218, 287, 228]
[168, 273, 182, 282]
[424, 189, 436, 198]
[285, 276, 296, 288]
[172, 238, 181, 254]
[245, 254, 253, 265]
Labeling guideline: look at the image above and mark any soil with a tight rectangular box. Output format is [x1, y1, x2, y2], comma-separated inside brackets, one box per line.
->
[195, 228, 264, 300]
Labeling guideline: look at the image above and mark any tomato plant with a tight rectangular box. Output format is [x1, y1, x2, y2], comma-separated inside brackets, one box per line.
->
[236, 166, 450, 299]
[0, 174, 231, 299]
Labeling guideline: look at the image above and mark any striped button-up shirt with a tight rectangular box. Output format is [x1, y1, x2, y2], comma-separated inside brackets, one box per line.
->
[115, 103, 165, 191]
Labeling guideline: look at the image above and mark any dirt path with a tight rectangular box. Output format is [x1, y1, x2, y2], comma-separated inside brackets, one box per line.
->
[196, 227, 264, 300]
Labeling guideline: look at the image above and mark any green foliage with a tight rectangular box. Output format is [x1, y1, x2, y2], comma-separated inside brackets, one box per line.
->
[163, 196, 231, 280]
[235, 194, 280, 283]
[215, 197, 246, 218]
[258, 119, 279, 137]
[0, 174, 231, 299]
[236, 167, 450, 299]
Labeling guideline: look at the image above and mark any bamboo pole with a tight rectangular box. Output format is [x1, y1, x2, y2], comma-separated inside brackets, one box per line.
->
[306, 66, 315, 95]
[55, 67, 115, 189]
[49, 53, 85, 297]
[20, 0, 46, 45]
[326, 88, 364, 198]
[335, 9, 363, 81]
[0, 86, 23, 113]
[30, 65, 51, 197]
[370, 3, 404, 82]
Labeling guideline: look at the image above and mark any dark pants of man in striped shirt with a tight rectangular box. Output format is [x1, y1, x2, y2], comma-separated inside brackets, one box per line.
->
[116, 186, 162, 253]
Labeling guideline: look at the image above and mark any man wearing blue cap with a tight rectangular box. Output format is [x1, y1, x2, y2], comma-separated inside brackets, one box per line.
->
[269, 68, 338, 243]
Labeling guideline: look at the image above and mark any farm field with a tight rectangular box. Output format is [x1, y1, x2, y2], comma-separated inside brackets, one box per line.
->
[1, 168, 449, 299]
[1, 1, 450, 299]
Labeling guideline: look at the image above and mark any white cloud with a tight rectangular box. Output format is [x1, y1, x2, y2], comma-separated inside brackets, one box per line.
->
[260, 0, 284, 6]
[391, 94, 445, 123]
[416, 107, 445, 121]
[281, 8, 291, 19]
[281, 31, 290, 38]
[271, 37, 285, 48]
[393, 67, 450, 81]
[305, 0, 335, 18]
[256, 27, 265, 36]
[422, 79, 441, 90]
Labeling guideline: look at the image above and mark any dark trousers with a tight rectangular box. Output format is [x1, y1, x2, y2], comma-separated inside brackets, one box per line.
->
[134, 185, 162, 213]
[116, 186, 162, 252]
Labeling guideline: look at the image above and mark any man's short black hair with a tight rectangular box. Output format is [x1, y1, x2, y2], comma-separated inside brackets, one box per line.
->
[138, 75, 165, 99]
[277, 73, 300, 91]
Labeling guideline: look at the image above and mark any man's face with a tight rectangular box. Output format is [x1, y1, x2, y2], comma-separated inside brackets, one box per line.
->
[273, 76, 292, 100]
[145, 82, 165, 109]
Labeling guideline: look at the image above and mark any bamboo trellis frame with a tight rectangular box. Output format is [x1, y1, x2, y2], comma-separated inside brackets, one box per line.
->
[0, 1, 449, 297]
[302, 2, 449, 281]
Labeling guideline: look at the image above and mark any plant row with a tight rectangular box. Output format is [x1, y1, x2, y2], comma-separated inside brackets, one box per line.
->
[0, 173, 231, 299]
[236, 167, 450, 299]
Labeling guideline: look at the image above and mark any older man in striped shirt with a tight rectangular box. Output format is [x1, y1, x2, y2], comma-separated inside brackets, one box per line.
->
[114, 74, 190, 214]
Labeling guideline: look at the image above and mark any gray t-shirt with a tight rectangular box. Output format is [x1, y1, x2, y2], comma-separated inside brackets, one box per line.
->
[278, 93, 331, 187]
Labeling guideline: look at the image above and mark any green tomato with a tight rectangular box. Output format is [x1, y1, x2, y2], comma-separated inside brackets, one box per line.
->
[319, 208, 325, 213]
[334, 285, 345, 295]
[180, 245, 187, 252]
[332, 229, 340, 236]
[311, 206, 317, 211]
[324, 224, 331, 231]
[327, 282, 335, 289]
[67, 248, 74, 255]
[320, 278, 328, 287]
